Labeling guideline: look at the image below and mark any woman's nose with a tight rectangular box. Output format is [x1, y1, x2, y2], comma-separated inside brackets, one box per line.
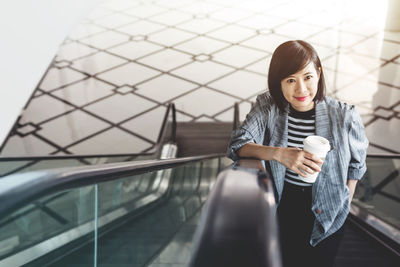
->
[296, 80, 307, 92]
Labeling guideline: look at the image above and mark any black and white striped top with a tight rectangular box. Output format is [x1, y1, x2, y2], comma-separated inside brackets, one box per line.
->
[285, 105, 316, 187]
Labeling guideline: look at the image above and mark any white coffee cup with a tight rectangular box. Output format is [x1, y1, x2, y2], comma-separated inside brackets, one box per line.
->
[299, 135, 330, 183]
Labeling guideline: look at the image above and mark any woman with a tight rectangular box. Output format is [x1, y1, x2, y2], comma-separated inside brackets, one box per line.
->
[227, 40, 368, 267]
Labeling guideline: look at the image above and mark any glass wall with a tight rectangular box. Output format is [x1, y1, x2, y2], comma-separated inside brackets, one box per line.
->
[353, 156, 400, 229]
[0, 157, 222, 266]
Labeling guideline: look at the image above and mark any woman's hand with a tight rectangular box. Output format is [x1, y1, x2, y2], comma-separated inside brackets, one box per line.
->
[274, 147, 323, 176]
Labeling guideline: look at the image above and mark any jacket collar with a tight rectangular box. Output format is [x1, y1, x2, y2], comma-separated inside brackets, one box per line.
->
[315, 98, 333, 146]
[268, 104, 288, 201]
[313, 98, 334, 204]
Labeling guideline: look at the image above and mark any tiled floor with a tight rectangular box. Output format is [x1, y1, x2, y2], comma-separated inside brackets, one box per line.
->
[1, 0, 399, 156]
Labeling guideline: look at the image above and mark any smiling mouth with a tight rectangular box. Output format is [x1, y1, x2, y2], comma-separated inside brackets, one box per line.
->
[295, 96, 308, 101]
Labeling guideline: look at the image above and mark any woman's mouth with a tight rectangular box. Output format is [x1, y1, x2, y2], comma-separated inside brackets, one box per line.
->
[295, 96, 308, 101]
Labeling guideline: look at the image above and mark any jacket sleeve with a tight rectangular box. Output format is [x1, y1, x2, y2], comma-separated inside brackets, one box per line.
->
[226, 94, 269, 161]
[347, 106, 369, 180]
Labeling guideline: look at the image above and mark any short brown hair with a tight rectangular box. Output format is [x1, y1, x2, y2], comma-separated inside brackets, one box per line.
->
[268, 40, 326, 112]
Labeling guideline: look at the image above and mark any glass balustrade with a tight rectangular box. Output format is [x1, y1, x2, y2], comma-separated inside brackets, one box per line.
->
[353, 156, 400, 229]
[0, 157, 224, 266]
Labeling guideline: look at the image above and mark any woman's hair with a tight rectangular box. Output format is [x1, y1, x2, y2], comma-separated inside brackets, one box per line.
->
[268, 40, 326, 112]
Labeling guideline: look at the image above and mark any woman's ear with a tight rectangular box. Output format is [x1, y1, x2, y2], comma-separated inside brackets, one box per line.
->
[318, 67, 321, 79]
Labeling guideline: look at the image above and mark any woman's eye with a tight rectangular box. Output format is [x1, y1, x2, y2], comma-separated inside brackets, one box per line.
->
[305, 75, 312, 80]
[287, 79, 295, 83]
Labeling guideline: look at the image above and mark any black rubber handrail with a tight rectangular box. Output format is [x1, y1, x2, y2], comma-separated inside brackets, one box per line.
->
[0, 103, 177, 162]
[233, 102, 239, 131]
[0, 153, 224, 219]
[190, 159, 282, 267]
[366, 153, 400, 159]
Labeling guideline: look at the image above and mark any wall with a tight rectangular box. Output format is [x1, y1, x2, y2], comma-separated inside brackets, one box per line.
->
[0, 0, 100, 145]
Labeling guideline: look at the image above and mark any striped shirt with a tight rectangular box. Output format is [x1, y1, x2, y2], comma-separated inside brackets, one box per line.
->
[284, 105, 316, 187]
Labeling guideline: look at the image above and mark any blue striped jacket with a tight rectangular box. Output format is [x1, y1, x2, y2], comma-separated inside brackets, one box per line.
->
[227, 91, 368, 246]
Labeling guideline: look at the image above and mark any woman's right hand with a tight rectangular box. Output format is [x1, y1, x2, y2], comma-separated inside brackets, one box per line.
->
[274, 147, 323, 176]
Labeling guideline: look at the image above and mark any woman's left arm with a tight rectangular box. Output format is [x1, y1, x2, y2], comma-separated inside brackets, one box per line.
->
[346, 106, 369, 203]
[347, 179, 358, 203]
[347, 106, 369, 181]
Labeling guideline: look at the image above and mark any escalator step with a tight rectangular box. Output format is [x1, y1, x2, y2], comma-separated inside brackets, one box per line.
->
[334, 222, 399, 267]
[176, 122, 232, 157]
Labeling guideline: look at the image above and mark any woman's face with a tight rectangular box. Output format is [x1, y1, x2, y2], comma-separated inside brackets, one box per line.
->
[280, 62, 321, 112]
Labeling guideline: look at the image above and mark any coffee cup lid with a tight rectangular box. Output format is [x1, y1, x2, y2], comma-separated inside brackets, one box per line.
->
[304, 136, 331, 151]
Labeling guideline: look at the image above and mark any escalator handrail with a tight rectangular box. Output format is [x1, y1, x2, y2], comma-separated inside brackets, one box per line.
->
[190, 159, 282, 267]
[366, 153, 400, 159]
[0, 103, 177, 162]
[233, 102, 239, 131]
[0, 152, 224, 219]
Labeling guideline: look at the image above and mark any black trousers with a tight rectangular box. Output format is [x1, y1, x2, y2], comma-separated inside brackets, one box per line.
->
[277, 182, 345, 267]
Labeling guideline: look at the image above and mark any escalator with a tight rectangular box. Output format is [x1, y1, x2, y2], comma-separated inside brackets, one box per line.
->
[0, 151, 230, 266]
[0, 102, 233, 266]
[0, 103, 399, 266]
[335, 154, 400, 267]
[335, 219, 399, 267]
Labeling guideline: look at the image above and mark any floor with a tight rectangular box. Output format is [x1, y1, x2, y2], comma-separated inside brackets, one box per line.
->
[1, 0, 399, 156]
